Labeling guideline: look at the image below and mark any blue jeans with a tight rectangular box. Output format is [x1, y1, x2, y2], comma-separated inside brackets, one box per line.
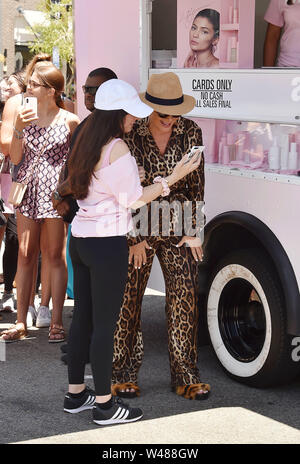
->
[66, 226, 74, 299]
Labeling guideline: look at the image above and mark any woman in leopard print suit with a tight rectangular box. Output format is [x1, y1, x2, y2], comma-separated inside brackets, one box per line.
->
[112, 73, 210, 400]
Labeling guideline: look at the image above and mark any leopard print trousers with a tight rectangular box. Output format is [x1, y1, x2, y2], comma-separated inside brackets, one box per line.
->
[112, 235, 201, 387]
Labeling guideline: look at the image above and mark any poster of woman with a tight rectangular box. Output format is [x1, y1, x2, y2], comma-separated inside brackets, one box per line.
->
[177, 0, 256, 69]
[178, 0, 221, 68]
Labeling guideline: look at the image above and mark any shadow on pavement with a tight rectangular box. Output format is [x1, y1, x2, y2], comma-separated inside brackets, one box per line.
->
[0, 294, 300, 443]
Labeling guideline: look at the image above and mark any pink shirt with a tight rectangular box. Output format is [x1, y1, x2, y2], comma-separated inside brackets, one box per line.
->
[264, 0, 300, 67]
[71, 138, 143, 238]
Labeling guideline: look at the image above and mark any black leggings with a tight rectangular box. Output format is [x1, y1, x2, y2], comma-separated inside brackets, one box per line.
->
[67, 235, 128, 396]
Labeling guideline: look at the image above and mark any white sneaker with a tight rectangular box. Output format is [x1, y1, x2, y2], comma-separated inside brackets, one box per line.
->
[0, 292, 16, 312]
[36, 306, 51, 328]
[34, 295, 41, 309]
[27, 305, 37, 328]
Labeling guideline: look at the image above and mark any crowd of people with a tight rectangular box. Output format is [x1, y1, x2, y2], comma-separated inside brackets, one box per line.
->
[0, 0, 298, 430]
[0, 53, 208, 426]
[1, 0, 298, 427]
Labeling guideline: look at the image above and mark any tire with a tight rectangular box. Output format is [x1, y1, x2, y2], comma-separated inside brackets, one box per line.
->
[207, 248, 300, 388]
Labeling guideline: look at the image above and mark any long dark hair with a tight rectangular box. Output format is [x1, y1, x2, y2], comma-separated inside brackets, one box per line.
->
[195, 9, 220, 38]
[67, 109, 127, 199]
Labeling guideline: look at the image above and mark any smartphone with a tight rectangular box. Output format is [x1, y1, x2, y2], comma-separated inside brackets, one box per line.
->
[184, 145, 205, 164]
[24, 96, 38, 117]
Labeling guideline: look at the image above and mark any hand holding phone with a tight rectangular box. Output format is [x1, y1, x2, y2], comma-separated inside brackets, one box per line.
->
[24, 96, 38, 118]
[16, 96, 39, 130]
[184, 145, 205, 164]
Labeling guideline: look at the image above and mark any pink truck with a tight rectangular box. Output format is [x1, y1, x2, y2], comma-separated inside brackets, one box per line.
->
[74, 0, 300, 388]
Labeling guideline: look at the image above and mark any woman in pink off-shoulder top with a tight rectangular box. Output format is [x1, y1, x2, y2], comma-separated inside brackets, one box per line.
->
[55, 79, 201, 427]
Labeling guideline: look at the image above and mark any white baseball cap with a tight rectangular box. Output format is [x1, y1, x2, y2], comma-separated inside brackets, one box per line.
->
[94, 79, 153, 118]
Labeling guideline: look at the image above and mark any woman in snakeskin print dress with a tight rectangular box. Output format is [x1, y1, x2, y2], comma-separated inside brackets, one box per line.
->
[0, 62, 79, 343]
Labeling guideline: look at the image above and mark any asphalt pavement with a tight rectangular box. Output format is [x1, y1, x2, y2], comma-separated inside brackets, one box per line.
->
[1, 289, 300, 445]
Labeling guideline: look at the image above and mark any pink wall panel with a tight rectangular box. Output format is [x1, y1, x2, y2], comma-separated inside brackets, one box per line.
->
[74, 0, 140, 120]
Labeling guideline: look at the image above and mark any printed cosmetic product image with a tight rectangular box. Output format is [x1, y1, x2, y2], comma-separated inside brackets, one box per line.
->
[296, 132, 300, 167]
[236, 132, 244, 161]
[288, 142, 298, 170]
[268, 136, 280, 171]
[218, 139, 224, 163]
[227, 36, 238, 63]
[218, 134, 227, 163]
[257, 144, 264, 160]
[240, 130, 251, 163]
[219, 0, 254, 68]
[228, 0, 239, 23]
[214, 122, 300, 178]
[233, 0, 239, 23]
[228, 4, 233, 24]
[223, 145, 230, 164]
[280, 134, 289, 170]
[252, 144, 264, 165]
[230, 37, 237, 62]
[227, 132, 236, 161]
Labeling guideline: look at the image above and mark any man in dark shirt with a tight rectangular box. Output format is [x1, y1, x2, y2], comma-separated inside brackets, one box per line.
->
[72, 67, 118, 144]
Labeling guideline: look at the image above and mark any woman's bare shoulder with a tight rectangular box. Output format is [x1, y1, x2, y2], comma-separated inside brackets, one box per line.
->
[1, 94, 23, 128]
[11, 93, 23, 103]
[65, 109, 80, 125]
[64, 110, 80, 134]
[4, 93, 23, 111]
[110, 139, 130, 163]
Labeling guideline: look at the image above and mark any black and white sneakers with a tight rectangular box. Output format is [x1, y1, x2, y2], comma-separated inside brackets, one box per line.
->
[64, 387, 96, 413]
[93, 397, 143, 426]
[64, 389, 143, 425]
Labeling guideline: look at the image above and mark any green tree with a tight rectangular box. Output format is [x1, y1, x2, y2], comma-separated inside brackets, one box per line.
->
[28, 0, 74, 97]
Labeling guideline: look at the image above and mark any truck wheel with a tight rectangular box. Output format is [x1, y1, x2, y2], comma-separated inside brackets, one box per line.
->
[207, 249, 300, 387]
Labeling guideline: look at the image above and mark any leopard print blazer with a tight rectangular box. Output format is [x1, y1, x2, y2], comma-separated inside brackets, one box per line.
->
[124, 117, 205, 245]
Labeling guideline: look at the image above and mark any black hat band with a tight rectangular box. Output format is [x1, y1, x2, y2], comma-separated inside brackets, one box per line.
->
[145, 92, 184, 106]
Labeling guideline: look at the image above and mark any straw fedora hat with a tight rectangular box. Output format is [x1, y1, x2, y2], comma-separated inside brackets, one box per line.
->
[139, 72, 195, 116]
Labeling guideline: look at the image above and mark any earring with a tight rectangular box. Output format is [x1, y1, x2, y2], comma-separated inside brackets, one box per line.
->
[212, 42, 218, 54]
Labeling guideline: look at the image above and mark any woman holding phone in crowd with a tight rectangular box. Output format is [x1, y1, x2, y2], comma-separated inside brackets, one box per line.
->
[53, 78, 201, 425]
[0, 67, 48, 321]
[0, 58, 79, 343]
[111, 72, 210, 401]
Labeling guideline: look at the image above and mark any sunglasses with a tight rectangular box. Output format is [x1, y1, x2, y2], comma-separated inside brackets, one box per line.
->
[157, 112, 180, 119]
[27, 79, 49, 89]
[82, 85, 99, 96]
